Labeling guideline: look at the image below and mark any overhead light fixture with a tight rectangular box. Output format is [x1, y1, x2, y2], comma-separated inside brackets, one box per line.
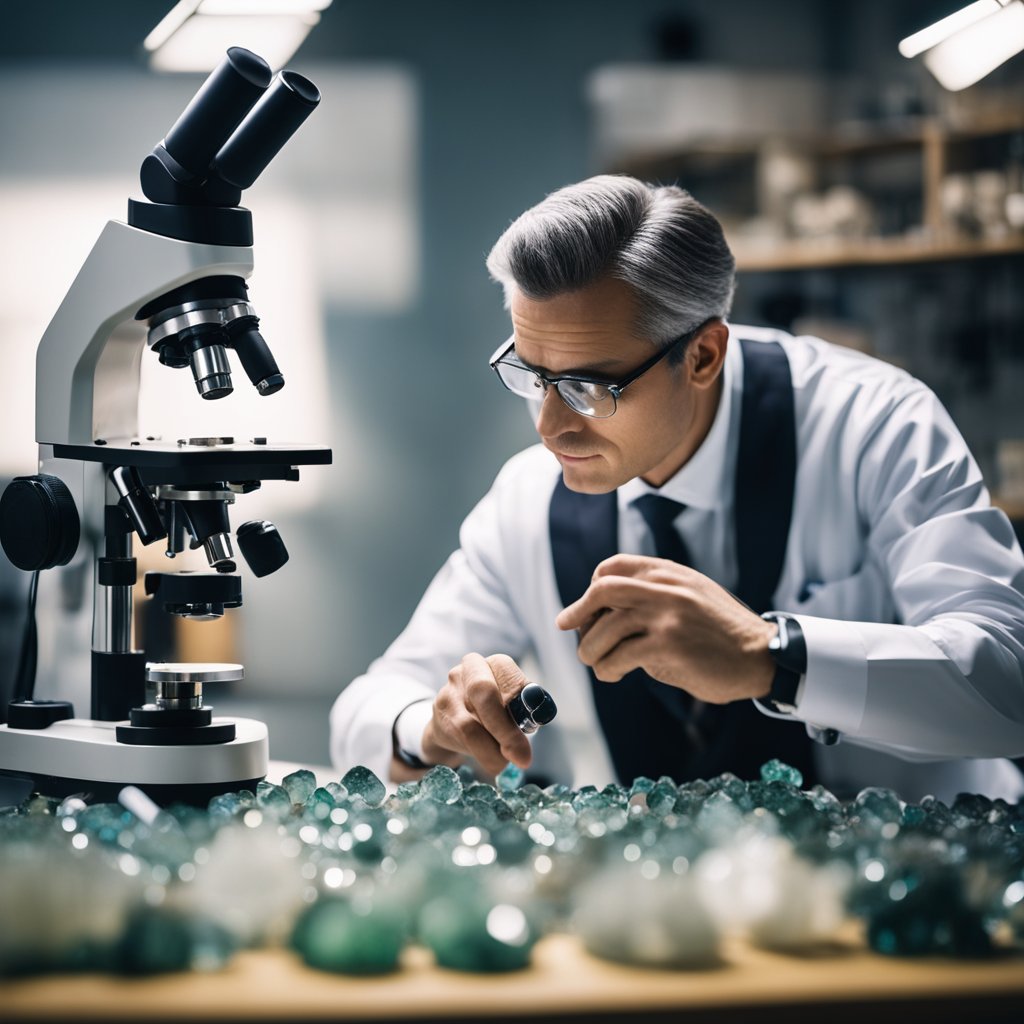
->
[899, 0, 1024, 91]
[144, 0, 332, 73]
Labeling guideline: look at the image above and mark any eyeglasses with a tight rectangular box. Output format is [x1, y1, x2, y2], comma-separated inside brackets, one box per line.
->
[488, 318, 715, 418]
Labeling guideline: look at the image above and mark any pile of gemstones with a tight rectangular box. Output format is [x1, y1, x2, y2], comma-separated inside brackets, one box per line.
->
[1, 759, 1023, 977]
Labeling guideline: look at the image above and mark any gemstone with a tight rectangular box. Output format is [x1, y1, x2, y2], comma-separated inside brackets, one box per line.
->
[418, 891, 537, 972]
[760, 759, 804, 788]
[256, 781, 293, 819]
[292, 898, 405, 974]
[574, 863, 719, 967]
[112, 908, 194, 975]
[496, 763, 526, 793]
[340, 766, 386, 808]
[281, 769, 317, 806]
[419, 765, 463, 804]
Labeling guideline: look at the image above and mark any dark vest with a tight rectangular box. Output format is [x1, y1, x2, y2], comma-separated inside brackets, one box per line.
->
[549, 338, 815, 785]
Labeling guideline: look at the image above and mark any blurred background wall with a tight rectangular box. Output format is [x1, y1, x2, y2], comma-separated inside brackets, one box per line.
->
[1, 0, 1022, 763]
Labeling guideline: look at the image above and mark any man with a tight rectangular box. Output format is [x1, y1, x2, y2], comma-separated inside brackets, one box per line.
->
[330, 175, 1024, 802]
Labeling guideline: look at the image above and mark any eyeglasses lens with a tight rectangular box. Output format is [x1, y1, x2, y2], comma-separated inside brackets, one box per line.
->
[557, 380, 616, 418]
[496, 362, 545, 399]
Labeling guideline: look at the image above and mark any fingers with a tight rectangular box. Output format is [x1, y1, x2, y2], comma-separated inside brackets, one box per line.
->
[589, 633, 653, 683]
[476, 655, 532, 768]
[556, 575, 665, 631]
[423, 653, 533, 776]
[592, 553, 664, 579]
[575, 607, 647, 669]
[422, 705, 503, 774]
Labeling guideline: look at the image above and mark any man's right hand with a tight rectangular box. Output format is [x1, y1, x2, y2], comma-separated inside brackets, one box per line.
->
[420, 652, 534, 778]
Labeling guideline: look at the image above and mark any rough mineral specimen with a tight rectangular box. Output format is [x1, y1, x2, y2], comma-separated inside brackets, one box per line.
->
[3, 757, 1023, 979]
[340, 766, 386, 807]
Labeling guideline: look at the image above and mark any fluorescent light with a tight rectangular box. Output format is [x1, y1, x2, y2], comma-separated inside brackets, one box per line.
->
[924, 0, 1024, 90]
[144, 1, 330, 72]
[199, 0, 332, 13]
[898, 0, 1000, 58]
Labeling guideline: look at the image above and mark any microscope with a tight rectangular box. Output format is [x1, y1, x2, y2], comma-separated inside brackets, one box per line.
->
[0, 48, 332, 804]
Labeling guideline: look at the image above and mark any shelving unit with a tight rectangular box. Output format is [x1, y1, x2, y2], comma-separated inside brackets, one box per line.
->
[614, 114, 1024, 273]
[610, 114, 1024, 523]
[732, 234, 1024, 271]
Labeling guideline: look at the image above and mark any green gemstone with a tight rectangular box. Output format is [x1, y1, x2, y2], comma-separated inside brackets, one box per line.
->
[282, 769, 317, 806]
[418, 893, 537, 972]
[759, 759, 804, 788]
[420, 765, 463, 804]
[208, 793, 243, 819]
[646, 780, 677, 816]
[853, 787, 903, 825]
[496, 763, 525, 793]
[113, 908, 194, 975]
[340, 766, 386, 807]
[256, 781, 293, 819]
[629, 777, 655, 797]
[292, 899, 405, 975]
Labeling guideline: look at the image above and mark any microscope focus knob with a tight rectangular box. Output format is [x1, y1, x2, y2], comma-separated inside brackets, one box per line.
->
[237, 520, 289, 578]
[0, 474, 81, 571]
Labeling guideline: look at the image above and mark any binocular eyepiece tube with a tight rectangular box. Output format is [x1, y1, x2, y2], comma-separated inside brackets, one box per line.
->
[141, 47, 320, 207]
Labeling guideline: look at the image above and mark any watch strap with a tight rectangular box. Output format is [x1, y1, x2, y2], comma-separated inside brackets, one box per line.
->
[392, 698, 433, 769]
[762, 613, 807, 713]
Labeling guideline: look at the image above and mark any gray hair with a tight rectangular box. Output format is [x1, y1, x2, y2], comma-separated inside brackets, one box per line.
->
[486, 175, 735, 355]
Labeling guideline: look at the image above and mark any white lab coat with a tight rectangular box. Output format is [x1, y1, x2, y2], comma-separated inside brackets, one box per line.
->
[331, 326, 1024, 802]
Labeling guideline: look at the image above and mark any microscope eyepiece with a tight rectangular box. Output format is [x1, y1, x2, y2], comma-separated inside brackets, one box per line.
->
[211, 71, 321, 191]
[160, 47, 272, 184]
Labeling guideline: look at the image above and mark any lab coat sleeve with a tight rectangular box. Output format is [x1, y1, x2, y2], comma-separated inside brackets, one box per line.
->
[785, 385, 1024, 759]
[329, 468, 532, 782]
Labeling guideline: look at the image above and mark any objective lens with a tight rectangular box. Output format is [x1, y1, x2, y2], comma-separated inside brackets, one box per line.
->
[190, 343, 233, 400]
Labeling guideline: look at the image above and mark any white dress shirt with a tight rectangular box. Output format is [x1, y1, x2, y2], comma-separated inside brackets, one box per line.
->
[330, 325, 1024, 803]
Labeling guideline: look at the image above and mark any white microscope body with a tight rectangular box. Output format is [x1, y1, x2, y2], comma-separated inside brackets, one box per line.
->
[0, 48, 330, 804]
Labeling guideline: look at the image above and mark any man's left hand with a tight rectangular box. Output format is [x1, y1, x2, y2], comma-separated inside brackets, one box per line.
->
[555, 554, 777, 704]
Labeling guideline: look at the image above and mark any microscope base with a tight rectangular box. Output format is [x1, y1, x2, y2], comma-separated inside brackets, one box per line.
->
[0, 716, 268, 807]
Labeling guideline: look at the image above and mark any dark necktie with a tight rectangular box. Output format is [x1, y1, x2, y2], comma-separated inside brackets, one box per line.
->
[629, 493, 702, 737]
[632, 494, 691, 566]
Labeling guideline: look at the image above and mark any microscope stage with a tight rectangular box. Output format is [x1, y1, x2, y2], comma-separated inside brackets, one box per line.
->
[50, 439, 331, 484]
[0, 716, 269, 804]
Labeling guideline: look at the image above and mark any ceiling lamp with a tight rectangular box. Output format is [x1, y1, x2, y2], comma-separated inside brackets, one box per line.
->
[899, 0, 1024, 90]
[144, 0, 332, 73]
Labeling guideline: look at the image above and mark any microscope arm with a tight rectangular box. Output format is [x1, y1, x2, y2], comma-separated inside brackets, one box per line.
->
[35, 221, 252, 447]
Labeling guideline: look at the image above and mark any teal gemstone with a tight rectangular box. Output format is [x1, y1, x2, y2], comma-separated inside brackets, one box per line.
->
[646, 780, 677, 816]
[853, 787, 903, 825]
[902, 804, 928, 828]
[340, 766, 386, 808]
[292, 899, 405, 975]
[256, 781, 293, 819]
[420, 765, 463, 804]
[418, 893, 537, 972]
[759, 759, 804, 788]
[496, 763, 525, 793]
[113, 908, 194, 975]
[629, 777, 655, 797]
[282, 769, 317, 806]
[208, 792, 243, 820]
[306, 788, 337, 820]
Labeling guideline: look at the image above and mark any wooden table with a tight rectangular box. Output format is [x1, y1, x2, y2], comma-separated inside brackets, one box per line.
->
[3, 930, 1023, 1024]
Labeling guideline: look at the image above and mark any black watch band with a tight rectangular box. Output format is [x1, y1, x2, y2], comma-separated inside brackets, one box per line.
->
[762, 613, 807, 714]
[391, 699, 431, 769]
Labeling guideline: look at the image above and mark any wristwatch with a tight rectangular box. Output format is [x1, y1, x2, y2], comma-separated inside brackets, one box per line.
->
[392, 699, 432, 769]
[761, 612, 807, 714]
